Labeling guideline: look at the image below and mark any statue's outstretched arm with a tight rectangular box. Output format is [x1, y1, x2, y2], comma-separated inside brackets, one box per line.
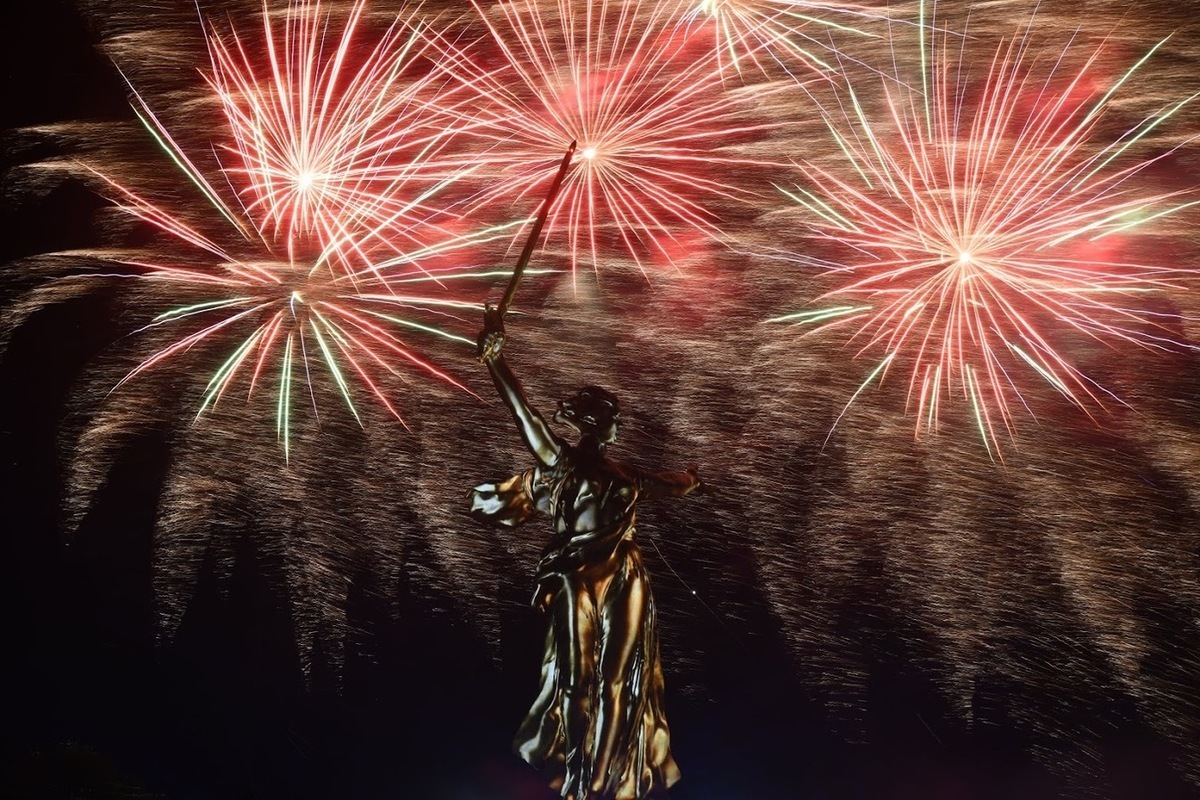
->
[639, 467, 703, 500]
[478, 307, 563, 467]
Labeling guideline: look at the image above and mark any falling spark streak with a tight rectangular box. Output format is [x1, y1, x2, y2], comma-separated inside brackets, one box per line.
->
[425, 0, 790, 278]
[766, 303, 871, 324]
[677, 0, 887, 79]
[779, 6, 1199, 454]
[204, 0, 479, 272]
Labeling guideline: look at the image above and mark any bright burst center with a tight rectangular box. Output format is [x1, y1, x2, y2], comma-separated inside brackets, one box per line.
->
[581, 146, 598, 161]
[296, 171, 317, 192]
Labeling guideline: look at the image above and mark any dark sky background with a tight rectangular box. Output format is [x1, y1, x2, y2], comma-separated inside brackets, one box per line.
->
[4, 1, 1200, 798]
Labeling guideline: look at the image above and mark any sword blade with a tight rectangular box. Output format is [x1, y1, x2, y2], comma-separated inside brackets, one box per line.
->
[498, 140, 577, 316]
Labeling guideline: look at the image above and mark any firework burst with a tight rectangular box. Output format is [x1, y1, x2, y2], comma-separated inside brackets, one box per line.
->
[204, 0, 478, 272]
[92, 169, 484, 461]
[776, 9, 1200, 456]
[85, 4, 503, 458]
[675, 0, 887, 79]
[425, 0, 789, 280]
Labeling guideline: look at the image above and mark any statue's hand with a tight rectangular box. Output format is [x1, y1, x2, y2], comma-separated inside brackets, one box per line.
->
[482, 303, 506, 334]
[477, 304, 506, 363]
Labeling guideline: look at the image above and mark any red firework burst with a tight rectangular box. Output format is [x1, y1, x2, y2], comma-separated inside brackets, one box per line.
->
[777, 11, 1199, 455]
[425, 0, 789, 279]
[205, 0, 476, 272]
[86, 1, 501, 458]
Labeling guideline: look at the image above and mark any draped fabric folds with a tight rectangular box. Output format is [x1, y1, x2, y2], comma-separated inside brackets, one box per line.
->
[470, 468, 680, 799]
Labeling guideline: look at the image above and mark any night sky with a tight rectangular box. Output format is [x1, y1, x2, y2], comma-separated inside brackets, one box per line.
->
[4, 1, 1200, 798]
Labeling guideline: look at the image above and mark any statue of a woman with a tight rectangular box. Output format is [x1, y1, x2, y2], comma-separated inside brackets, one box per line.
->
[470, 306, 702, 799]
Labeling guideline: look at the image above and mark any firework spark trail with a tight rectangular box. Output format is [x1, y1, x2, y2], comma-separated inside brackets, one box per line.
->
[675, 0, 887, 79]
[423, 0, 792, 280]
[205, 0, 483, 273]
[775, 7, 1200, 456]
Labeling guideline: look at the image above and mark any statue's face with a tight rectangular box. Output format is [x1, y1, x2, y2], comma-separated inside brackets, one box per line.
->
[556, 386, 620, 443]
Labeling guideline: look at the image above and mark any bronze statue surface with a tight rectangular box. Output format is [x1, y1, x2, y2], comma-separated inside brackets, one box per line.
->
[471, 307, 701, 799]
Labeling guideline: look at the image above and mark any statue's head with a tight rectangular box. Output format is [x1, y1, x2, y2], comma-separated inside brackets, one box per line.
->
[556, 385, 620, 444]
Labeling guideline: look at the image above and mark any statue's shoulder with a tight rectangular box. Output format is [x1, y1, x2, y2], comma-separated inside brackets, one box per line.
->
[601, 457, 640, 486]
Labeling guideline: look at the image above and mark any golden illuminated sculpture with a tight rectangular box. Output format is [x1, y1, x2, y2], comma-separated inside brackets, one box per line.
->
[471, 305, 702, 798]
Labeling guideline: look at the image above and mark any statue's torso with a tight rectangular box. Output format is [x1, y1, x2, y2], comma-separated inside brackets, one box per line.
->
[536, 455, 635, 534]
[529, 448, 641, 582]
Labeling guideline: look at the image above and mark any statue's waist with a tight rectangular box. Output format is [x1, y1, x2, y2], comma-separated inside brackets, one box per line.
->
[535, 524, 635, 579]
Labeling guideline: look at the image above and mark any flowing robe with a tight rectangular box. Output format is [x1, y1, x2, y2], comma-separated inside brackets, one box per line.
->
[471, 452, 684, 799]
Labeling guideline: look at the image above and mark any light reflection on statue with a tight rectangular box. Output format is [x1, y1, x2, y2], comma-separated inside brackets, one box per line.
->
[470, 305, 702, 799]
